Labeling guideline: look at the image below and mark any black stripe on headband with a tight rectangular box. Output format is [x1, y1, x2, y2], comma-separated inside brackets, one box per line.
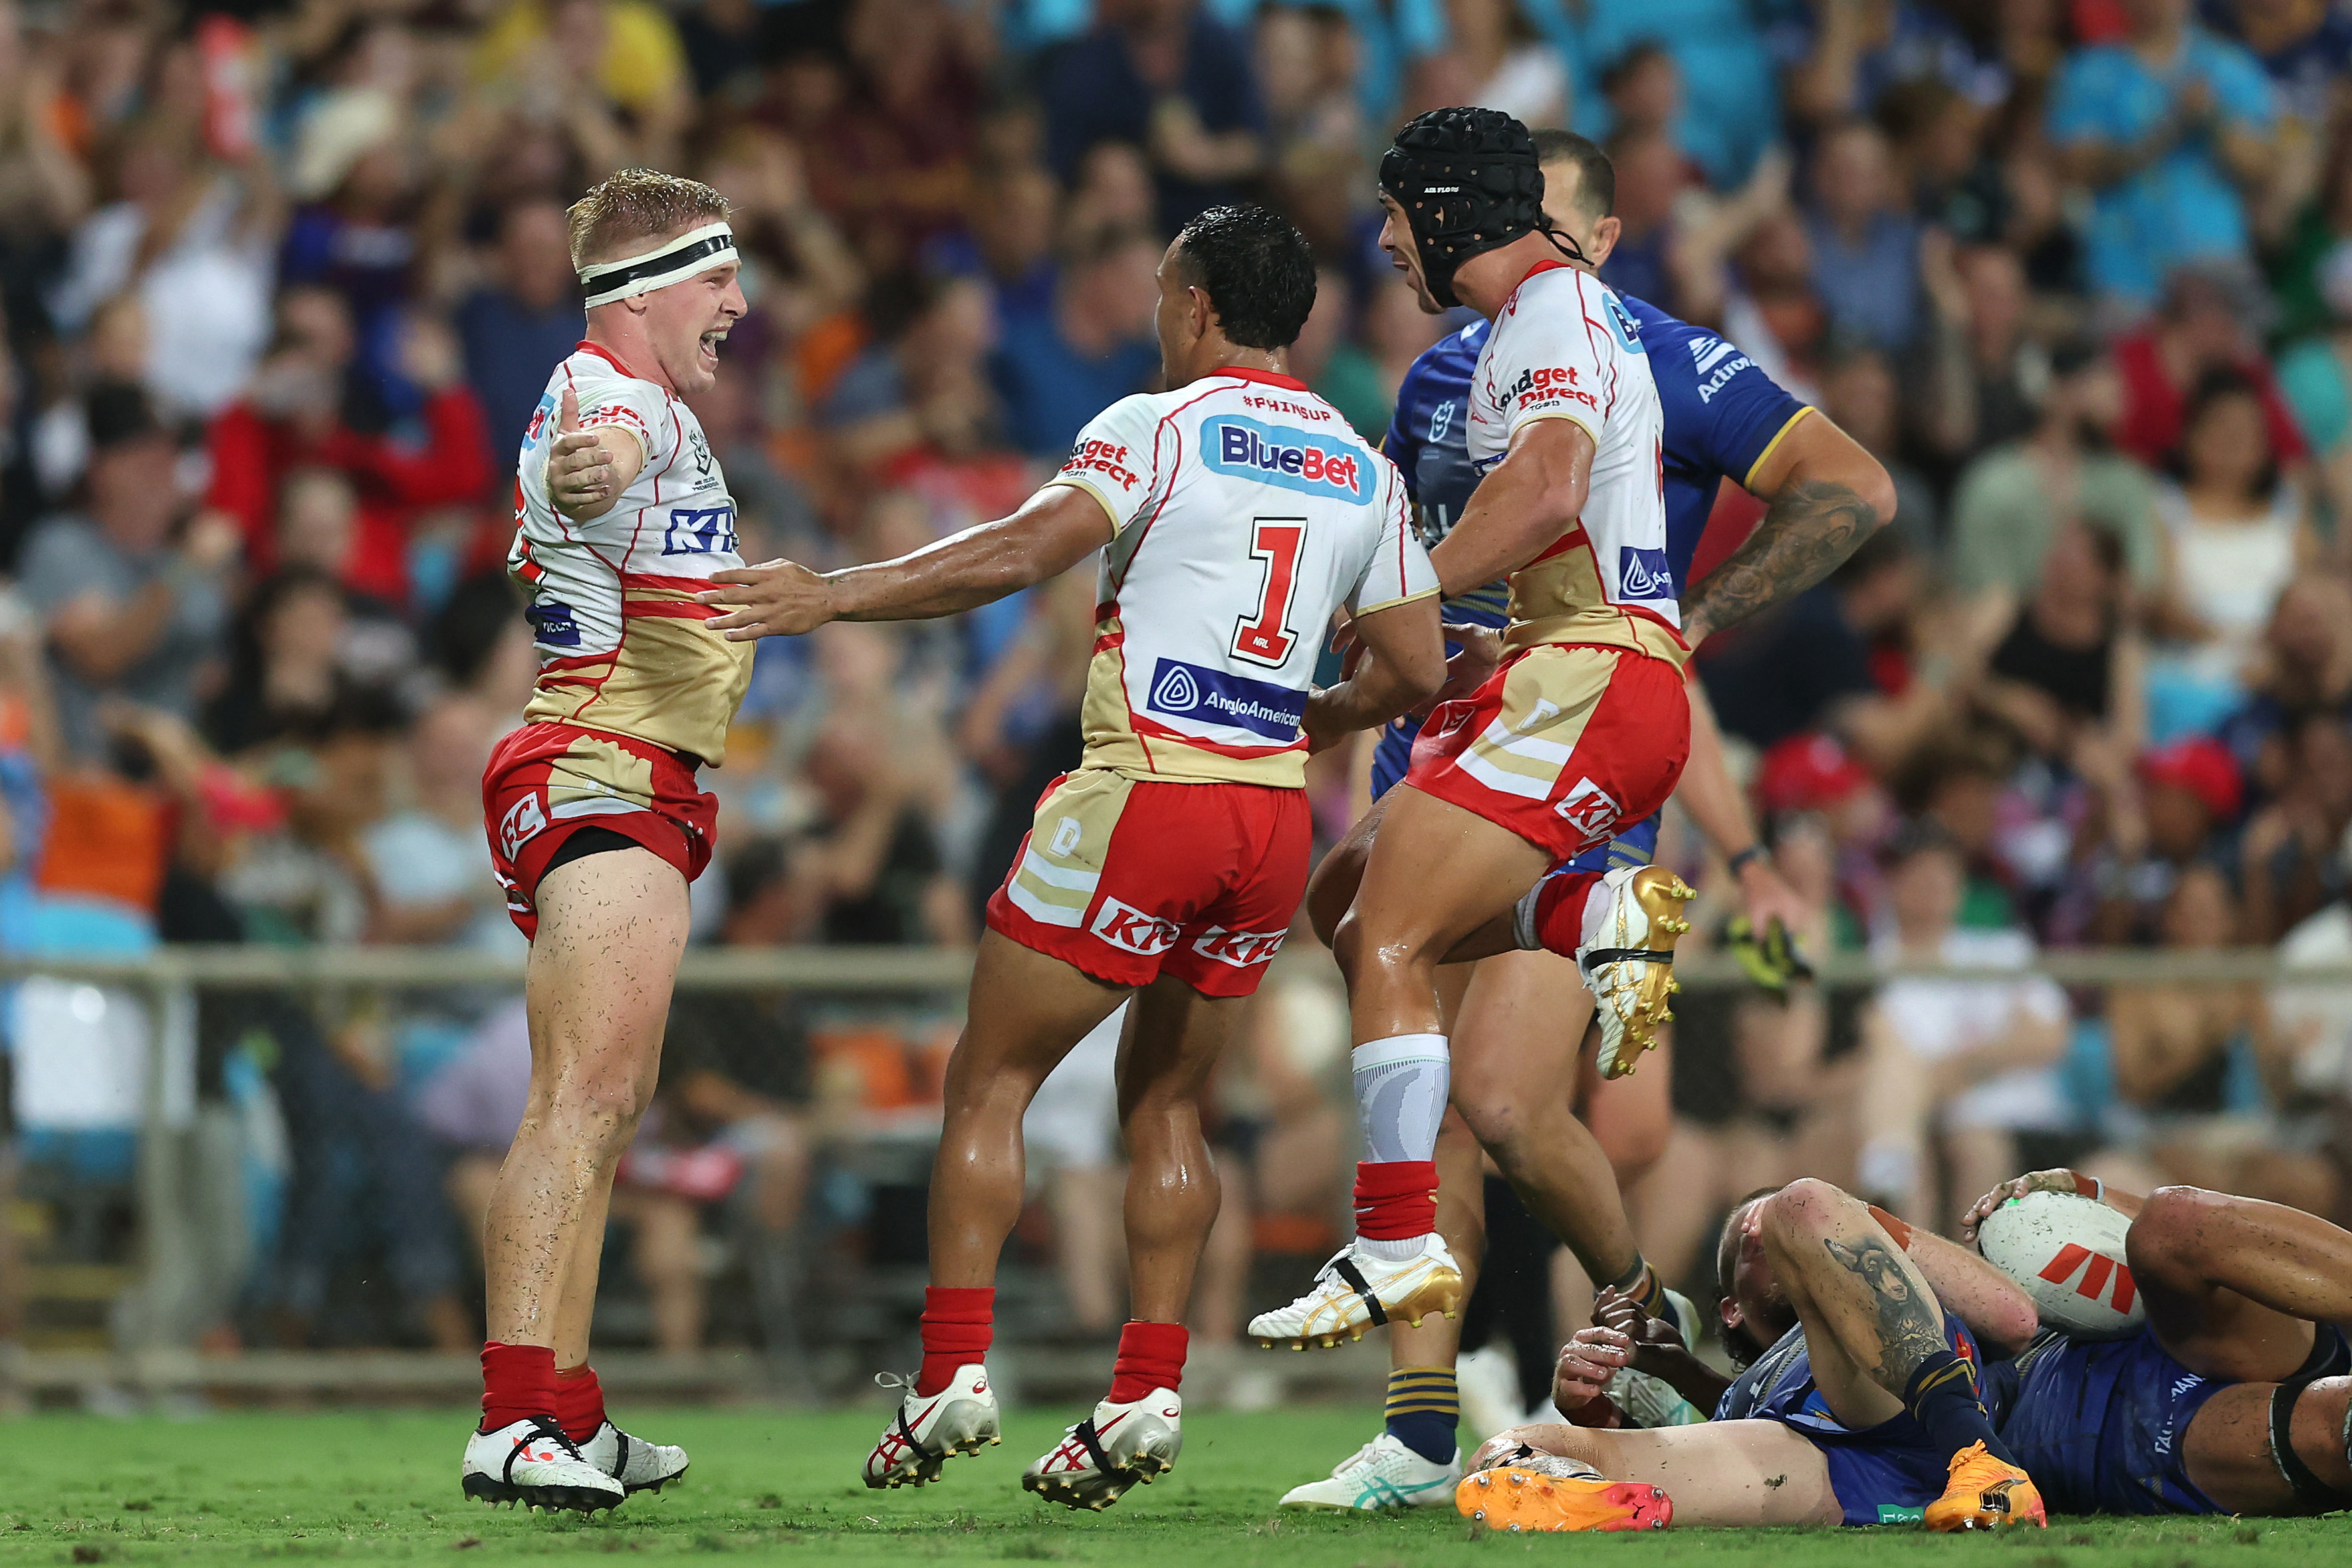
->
[582, 235, 733, 299]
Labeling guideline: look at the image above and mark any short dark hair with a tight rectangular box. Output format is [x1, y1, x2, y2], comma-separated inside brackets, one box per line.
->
[1171, 204, 1316, 352]
[1531, 128, 1614, 221]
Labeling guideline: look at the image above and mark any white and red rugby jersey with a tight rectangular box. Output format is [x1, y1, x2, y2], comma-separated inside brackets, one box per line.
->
[1047, 368, 1437, 788]
[1467, 262, 1679, 665]
[507, 343, 755, 764]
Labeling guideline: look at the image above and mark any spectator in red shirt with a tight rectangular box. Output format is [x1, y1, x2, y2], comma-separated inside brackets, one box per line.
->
[207, 286, 493, 608]
[2113, 262, 2309, 469]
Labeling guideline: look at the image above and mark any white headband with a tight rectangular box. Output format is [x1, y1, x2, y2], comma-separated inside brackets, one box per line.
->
[578, 221, 738, 307]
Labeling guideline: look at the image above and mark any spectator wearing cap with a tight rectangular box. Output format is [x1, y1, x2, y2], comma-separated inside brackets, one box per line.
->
[2046, 0, 2277, 306]
[455, 201, 583, 461]
[1946, 339, 2165, 602]
[2089, 733, 2243, 945]
[2240, 710, 2352, 945]
[17, 386, 237, 762]
[1041, 0, 1266, 236]
[1853, 817, 2071, 1228]
[2111, 263, 2309, 471]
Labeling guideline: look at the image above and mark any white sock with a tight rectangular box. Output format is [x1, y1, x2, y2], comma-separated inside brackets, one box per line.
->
[1353, 1034, 1449, 1261]
[1353, 1034, 1449, 1165]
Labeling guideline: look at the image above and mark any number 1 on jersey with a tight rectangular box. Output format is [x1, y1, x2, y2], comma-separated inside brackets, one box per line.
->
[1233, 518, 1306, 667]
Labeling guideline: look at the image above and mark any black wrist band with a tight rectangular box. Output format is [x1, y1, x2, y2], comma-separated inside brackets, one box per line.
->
[1726, 845, 1767, 877]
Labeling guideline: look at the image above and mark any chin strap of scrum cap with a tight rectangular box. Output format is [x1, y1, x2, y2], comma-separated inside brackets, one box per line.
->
[1378, 106, 1584, 309]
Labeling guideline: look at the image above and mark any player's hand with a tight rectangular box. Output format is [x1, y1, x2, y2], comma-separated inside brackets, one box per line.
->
[1553, 1325, 1633, 1411]
[546, 389, 617, 518]
[1413, 621, 1502, 718]
[1734, 852, 1810, 941]
[1959, 1169, 2082, 1246]
[698, 558, 836, 639]
[1594, 1284, 1690, 1373]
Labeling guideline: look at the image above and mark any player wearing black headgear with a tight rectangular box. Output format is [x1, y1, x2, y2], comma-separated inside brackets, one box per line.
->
[1252, 106, 1702, 1356]
[1376, 107, 1584, 309]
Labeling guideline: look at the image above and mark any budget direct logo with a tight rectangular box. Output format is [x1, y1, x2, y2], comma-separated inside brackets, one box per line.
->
[1205, 417, 1369, 504]
[1147, 658, 1309, 741]
[1506, 366, 1598, 411]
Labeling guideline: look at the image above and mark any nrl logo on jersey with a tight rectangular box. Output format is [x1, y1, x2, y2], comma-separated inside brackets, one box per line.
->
[687, 427, 717, 489]
[1205, 417, 1369, 504]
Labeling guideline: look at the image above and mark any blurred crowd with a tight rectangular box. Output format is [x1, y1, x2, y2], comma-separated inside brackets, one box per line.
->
[7, 0, 2352, 1375]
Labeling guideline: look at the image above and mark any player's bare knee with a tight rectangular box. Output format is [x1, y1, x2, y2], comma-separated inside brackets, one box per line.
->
[2127, 1184, 2229, 1276]
[2296, 1377, 2352, 1490]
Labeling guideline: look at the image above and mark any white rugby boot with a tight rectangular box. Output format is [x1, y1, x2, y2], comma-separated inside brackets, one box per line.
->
[1249, 1234, 1464, 1350]
[461, 1415, 627, 1513]
[1280, 1432, 1461, 1512]
[863, 1365, 1000, 1489]
[1576, 865, 1695, 1079]
[576, 1419, 690, 1494]
[1022, 1388, 1183, 1511]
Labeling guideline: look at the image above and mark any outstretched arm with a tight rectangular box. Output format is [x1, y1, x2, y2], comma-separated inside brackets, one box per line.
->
[698, 486, 1112, 639]
[1680, 413, 1893, 645]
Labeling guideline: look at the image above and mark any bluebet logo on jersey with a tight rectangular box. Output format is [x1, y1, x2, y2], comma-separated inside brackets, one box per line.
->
[1206, 417, 1368, 504]
[1617, 546, 1672, 600]
[1147, 658, 1308, 741]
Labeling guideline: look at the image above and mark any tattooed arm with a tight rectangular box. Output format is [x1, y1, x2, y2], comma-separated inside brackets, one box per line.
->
[1679, 412, 1895, 647]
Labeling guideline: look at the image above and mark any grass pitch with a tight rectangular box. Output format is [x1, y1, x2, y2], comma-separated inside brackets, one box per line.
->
[1, 1406, 2347, 1565]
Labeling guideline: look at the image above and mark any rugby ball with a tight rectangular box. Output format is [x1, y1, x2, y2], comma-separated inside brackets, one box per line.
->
[1976, 1188, 2145, 1340]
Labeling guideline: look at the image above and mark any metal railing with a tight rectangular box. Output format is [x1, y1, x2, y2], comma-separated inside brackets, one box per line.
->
[5, 943, 2351, 1401]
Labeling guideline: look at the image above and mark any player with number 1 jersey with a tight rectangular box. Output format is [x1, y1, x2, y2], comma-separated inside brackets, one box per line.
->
[695, 206, 1445, 1512]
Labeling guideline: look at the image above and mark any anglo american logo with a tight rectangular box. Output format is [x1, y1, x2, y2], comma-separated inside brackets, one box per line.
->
[1205, 417, 1369, 504]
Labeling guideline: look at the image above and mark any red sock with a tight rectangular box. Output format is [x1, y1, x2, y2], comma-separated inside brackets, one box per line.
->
[1530, 871, 1603, 958]
[553, 1363, 606, 1443]
[481, 1342, 558, 1432]
[1353, 1160, 1439, 1240]
[917, 1286, 995, 1397]
[1106, 1321, 1189, 1403]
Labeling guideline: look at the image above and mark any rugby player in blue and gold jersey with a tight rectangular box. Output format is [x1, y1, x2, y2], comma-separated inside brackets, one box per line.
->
[1278, 130, 1895, 1512]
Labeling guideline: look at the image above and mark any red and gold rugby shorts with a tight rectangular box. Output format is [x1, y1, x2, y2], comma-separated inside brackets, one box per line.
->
[482, 721, 718, 939]
[1405, 643, 1689, 863]
[985, 768, 1310, 998]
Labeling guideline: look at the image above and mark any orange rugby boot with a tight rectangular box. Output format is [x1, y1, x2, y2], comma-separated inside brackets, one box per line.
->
[1923, 1442, 2046, 1531]
[1456, 1462, 1673, 1533]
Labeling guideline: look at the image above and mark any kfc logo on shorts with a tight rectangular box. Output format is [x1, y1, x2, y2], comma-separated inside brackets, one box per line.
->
[1553, 777, 1621, 847]
[499, 794, 548, 859]
[1191, 925, 1287, 968]
[1091, 897, 1180, 955]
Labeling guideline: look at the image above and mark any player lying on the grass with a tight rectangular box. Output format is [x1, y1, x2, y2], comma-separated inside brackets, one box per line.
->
[699, 205, 1445, 1512]
[465, 168, 751, 1514]
[1275, 128, 1891, 1514]
[1473, 1173, 2352, 1527]
[1964, 1171, 2352, 1518]
[1464, 1177, 2046, 1532]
